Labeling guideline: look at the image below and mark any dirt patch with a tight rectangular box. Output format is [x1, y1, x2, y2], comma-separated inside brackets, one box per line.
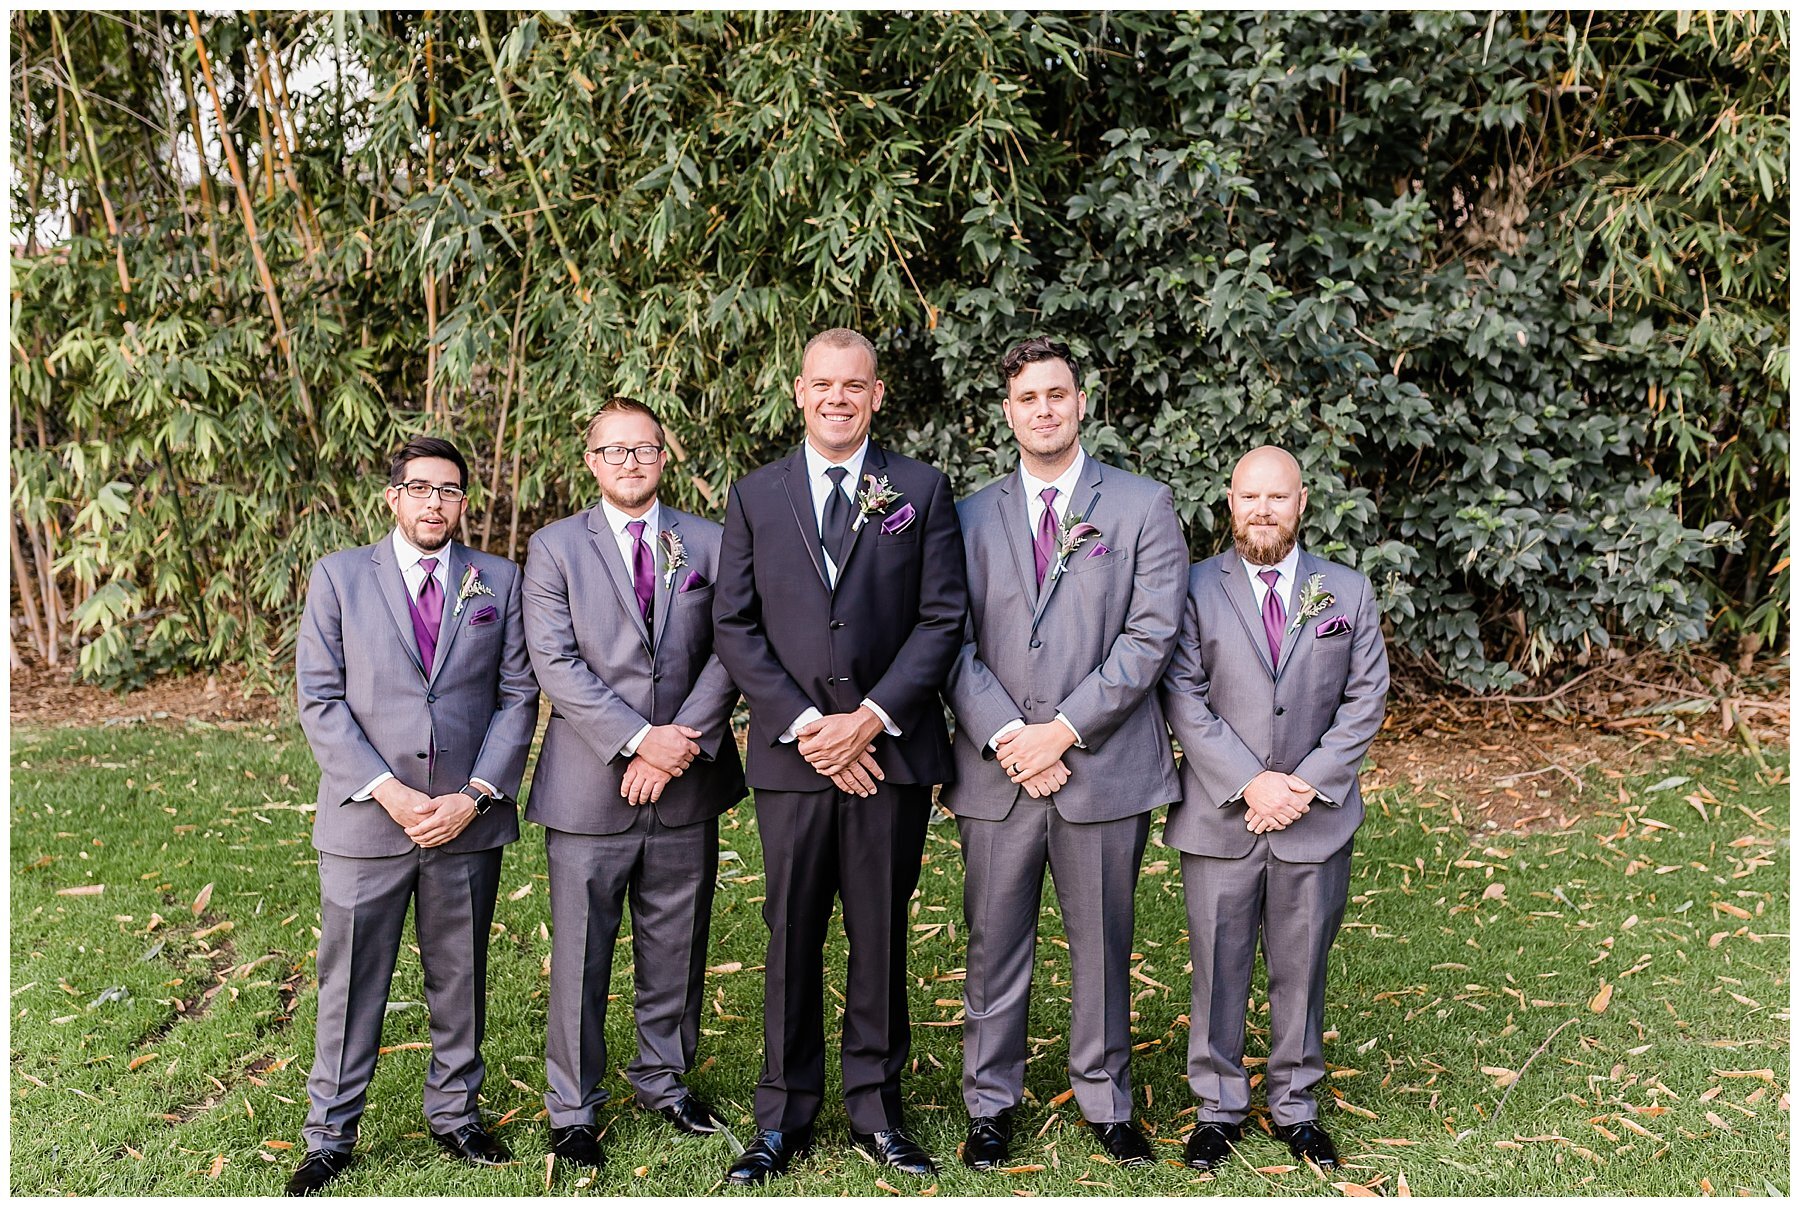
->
[10, 662, 283, 729]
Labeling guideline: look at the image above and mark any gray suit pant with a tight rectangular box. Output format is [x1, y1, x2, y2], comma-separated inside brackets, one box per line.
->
[302, 845, 503, 1152]
[958, 801, 1150, 1123]
[1181, 837, 1352, 1127]
[542, 813, 718, 1126]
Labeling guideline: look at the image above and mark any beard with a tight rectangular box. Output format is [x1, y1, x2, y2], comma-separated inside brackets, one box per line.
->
[1233, 513, 1298, 566]
[603, 476, 658, 513]
[400, 511, 452, 552]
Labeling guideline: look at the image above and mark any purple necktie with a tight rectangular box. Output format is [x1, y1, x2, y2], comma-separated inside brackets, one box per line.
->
[627, 519, 655, 623]
[411, 556, 443, 674]
[1032, 487, 1060, 587]
[1260, 568, 1285, 665]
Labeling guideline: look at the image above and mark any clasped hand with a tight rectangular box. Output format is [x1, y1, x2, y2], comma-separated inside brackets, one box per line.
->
[797, 706, 886, 798]
[375, 780, 476, 848]
[995, 722, 1076, 798]
[622, 724, 704, 806]
[1243, 770, 1315, 834]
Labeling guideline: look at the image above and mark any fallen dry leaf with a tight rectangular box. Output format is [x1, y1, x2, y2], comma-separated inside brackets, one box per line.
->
[1001, 1164, 1046, 1174]
[207, 1154, 226, 1178]
[707, 961, 743, 974]
[1049, 1088, 1076, 1108]
[1396, 1169, 1411, 1197]
[263, 1139, 293, 1150]
[875, 1179, 904, 1195]
[129, 1053, 159, 1070]
[508, 883, 533, 901]
[1256, 1165, 1298, 1175]
[1714, 1068, 1776, 1082]
[1589, 982, 1614, 1013]
[1333, 1180, 1380, 1196]
[377, 1041, 432, 1054]
[1482, 882, 1506, 900]
[57, 884, 105, 897]
[192, 882, 214, 915]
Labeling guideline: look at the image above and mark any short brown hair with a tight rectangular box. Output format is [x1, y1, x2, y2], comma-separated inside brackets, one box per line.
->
[389, 436, 468, 489]
[801, 327, 879, 376]
[584, 396, 665, 449]
[999, 336, 1080, 393]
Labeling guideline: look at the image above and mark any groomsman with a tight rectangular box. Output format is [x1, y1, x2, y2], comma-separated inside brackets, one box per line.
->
[712, 328, 968, 1185]
[1159, 446, 1388, 1172]
[943, 336, 1186, 1169]
[291, 436, 538, 1194]
[522, 397, 744, 1172]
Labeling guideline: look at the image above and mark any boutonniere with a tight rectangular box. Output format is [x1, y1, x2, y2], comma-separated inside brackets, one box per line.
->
[852, 474, 903, 530]
[1051, 512, 1102, 581]
[659, 528, 687, 590]
[1291, 572, 1335, 629]
[453, 564, 494, 617]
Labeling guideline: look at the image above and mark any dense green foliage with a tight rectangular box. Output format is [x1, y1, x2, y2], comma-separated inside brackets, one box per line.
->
[10, 11, 1787, 690]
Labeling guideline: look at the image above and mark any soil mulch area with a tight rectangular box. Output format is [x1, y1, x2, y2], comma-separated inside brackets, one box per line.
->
[9, 663, 284, 729]
[12, 653, 1787, 834]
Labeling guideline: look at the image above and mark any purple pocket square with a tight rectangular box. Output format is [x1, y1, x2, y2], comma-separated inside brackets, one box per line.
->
[880, 502, 917, 535]
[469, 605, 498, 627]
[681, 569, 708, 592]
[1086, 542, 1111, 559]
[1315, 615, 1351, 638]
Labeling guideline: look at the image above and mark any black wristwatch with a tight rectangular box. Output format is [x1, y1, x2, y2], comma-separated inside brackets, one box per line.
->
[460, 784, 501, 816]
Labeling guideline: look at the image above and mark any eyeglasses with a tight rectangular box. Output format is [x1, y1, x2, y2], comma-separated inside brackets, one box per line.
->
[398, 480, 467, 502]
[589, 444, 665, 465]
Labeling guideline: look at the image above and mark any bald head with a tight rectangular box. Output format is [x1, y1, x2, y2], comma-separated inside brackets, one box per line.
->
[1228, 445, 1307, 565]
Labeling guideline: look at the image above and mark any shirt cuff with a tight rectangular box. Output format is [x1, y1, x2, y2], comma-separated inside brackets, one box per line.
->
[622, 723, 652, 759]
[1222, 776, 1255, 808]
[780, 707, 824, 744]
[353, 772, 393, 802]
[860, 698, 901, 737]
[1054, 713, 1084, 748]
[987, 718, 1026, 750]
[467, 776, 498, 799]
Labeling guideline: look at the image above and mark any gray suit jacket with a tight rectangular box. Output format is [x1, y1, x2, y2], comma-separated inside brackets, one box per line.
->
[1159, 549, 1388, 863]
[521, 504, 744, 835]
[297, 537, 540, 858]
[942, 458, 1185, 823]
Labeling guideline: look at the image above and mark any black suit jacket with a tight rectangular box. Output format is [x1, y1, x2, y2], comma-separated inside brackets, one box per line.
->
[713, 442, 968, 791]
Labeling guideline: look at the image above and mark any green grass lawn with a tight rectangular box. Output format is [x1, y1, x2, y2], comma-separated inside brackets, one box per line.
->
[10, 721, 1789, 1196]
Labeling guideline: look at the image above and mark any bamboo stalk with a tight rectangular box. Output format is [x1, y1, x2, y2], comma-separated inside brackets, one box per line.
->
[256, 14, 328, 260]
[178, 58, 224, 293]
[49, 12, 131, 300]
[31, 519, 62, 667]
[12, 520, 49, 661]
[482, 239, 534, 549]
[475, 11, 582, 287]
[246, 12, 319, 263]
[186, 9, 317, 432]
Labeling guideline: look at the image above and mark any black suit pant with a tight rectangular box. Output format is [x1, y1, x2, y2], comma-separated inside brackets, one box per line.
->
[751, 782, 930, 1133]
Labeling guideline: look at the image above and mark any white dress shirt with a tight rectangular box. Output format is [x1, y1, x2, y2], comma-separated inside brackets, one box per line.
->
[780, 438, 899, 745]
[601, 498, 661, 759]
[355, 530, 495, 802]
[986, 447, 1089, 753]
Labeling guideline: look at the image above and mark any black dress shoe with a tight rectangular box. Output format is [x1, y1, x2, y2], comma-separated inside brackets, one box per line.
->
[653, 1093, 722, 1136]
[850, 1128, 938, 1177]
[431, 1121, 513, 1166]
[1089, 1119, 1154, 1166]
[1272, 1120, 1340, 1169]
[1183, 1122, 1240, 1171]
[283, 1149, 353, 1196]
[725, 1127, 813, 1186]
[961, 1111, 1015, 1170]
[548, 1123, 606, 1169]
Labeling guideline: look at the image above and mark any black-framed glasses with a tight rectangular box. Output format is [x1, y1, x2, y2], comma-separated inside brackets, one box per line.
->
[398, 480, 467, 502]
[590, 444, 665, 465]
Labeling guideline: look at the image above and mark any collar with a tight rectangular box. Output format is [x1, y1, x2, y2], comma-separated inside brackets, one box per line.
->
[803, 436, 870, 487]
[1240, 542, 1302, 587]
[600, 497, 661, 540]
[1019, 445, 1087, 504]
[391, 528, 452, 574]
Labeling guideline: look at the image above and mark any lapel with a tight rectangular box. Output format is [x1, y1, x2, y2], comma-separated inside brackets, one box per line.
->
[1274, 550, 1323, 679]
[426, 542, 471, 686]
[1029, 455, 1104, 633]
[650, 508, 681, 652]
[371, 537, 428, 680]
[1219, 555, 1277, 678]
[586, 504, 651, 650]
[831, 442, 886, 587]
[994, 469, 1037, 607]
[780, 446, 832, 590]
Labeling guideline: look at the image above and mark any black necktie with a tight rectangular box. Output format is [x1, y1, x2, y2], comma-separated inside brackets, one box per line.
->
[821, 465, 851, 573]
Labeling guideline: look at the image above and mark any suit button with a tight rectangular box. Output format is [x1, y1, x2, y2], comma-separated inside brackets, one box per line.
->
[427, 694, 438, 704]
[1274, 706, 1286, 716]
[1030, 639, 1042, 649]
[415, 752, 428, 760]
[653, 672, 663, 682]
[830, 620, 845, 629]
